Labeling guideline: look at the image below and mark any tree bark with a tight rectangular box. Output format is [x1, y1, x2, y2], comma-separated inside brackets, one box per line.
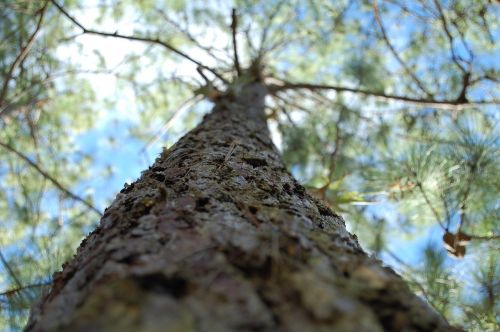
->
[27, 82, 458, 331]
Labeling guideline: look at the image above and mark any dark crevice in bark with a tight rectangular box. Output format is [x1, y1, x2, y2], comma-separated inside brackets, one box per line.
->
[134, 273, 188, 298]
[242, 156, 269, 168]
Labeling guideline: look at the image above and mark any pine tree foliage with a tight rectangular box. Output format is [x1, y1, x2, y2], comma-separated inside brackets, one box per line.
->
[0, 0, 498, 330]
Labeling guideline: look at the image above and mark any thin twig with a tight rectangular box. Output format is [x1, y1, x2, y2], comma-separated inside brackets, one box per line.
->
[154, 8, 230, 66]
[373, 0, 431, 96]
[0, 141, 102, 215]
[328, 118, 343, 181]
[0, 281, 51, 297]
[279, 106, 296, 127]
[141, 94, 203, 152]
[432, 0, 475, 103]
[231, 9, 241, 76]
[440, 192, 452, 231]
[432, 0, 467, 73]
[0, 249, 24, 292]
[413, 176, 446, 230]
[0, 2, 48, 107]
[268, 81, 499, 110]
[257, 0, 286, 59]
[383, 0, 430, 23]
[465, 233, 500, 241]
[50, 0, 227, 84]
[217, 140, 239, 170]
[272, 93, 311, 114]
[457, 178, 472, 233]
[0, 68, 133, 118]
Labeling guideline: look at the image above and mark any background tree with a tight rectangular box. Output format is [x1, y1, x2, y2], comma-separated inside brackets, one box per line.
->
[0, 0, 498, 331]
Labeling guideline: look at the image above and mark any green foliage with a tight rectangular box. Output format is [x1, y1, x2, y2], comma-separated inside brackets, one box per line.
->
[345, 55, 386, 92]
[281, 125, 314, 168]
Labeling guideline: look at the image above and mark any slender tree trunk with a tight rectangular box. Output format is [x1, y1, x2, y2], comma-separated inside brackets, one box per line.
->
[27, 82, 458, 331]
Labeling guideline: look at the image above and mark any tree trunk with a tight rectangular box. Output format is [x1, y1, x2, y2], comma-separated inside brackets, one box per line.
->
[27, 82, 457, 332]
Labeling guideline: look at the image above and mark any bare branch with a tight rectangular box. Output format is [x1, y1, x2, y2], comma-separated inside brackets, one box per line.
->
[141, 94, 203, 152]
[0, 249, 23, 292]
[457, 177, 473, 234]
[272, 93, 311, 114]
[469, 72, 500, 86]
[283, 108, 298, 127]
[154, 8, 230, 66]
[243, 24, 257, 56]
[465, 233, 500, 241]
[382, 0, 430, 23]
[0, 2, 48, 107]
[0, 281, 51, 297]
[268, 81, 499, 110]
[257, 0, 286, 58]
[373, 0, 431, 96]
[432, 0, 467, 73]
[231, 9, 241, 76]
[405, 165, 446, 231]
[431, 0, 478, 103]
[328, 117, 343, 182]
[0, 141, 102, 215]
[50, 0, 227, 84]
[456, 71, 471, 103]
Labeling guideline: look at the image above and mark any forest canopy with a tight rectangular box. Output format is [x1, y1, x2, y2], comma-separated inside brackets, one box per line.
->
[0, 0, 498, 331]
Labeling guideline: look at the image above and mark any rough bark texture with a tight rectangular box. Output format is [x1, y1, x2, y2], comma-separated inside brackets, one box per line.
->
[27, 83, 458, 331]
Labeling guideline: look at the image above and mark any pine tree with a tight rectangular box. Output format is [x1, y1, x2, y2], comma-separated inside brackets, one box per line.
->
[26, 76, 461, 331]
[0, 1, 497, 331]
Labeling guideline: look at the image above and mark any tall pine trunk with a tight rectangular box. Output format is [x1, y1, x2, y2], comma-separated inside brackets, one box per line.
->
[27, 82, 457, 331]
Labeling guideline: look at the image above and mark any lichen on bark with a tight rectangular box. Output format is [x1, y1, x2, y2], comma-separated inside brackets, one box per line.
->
[27, 83, 459, 332]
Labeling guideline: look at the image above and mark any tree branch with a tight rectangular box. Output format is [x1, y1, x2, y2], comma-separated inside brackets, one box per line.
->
[50, 0, 227, 84]
[328, 116, 343, 182]
[257, 0, 286, 59]
[407, 167, 446, 231]
[154, 8, 230, 66]
[465, 233, 500, 241]
[268, 81, 499, 110]
[0, 281, 51, 297]
[0, 2, 48, 107]
[432, 0, 468, 73]
[432, 0, 475, 103]
[0, 141, 102, 215]
[372, 0, 431, 96]
[0, 249, 23, 292]
[231, 9, 241, 76]
[272, 93, 311, 114]
[141, 94, 203, 152]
